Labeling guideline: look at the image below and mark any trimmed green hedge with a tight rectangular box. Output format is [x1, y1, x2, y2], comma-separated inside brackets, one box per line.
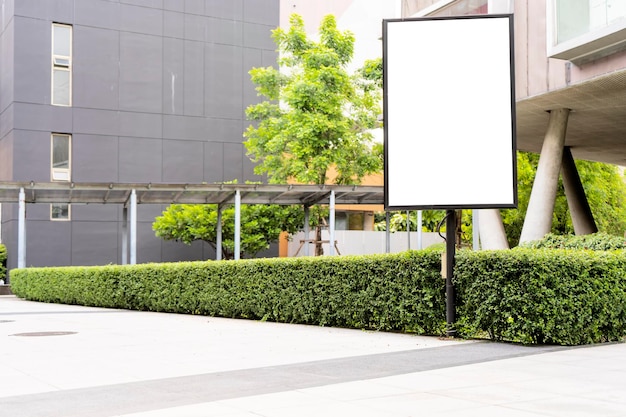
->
[10, 251, 446, 334]
[455, 249, 626, 345]
[0, 244, 6, 281]
[518, 232, 626, 250]
[10, 248, 626, 345]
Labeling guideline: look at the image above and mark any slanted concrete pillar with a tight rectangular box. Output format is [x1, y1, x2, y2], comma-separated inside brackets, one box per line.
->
[519, 108, 570, 244]
[561, 147, 597, 235]
[477, 209, 509, 249]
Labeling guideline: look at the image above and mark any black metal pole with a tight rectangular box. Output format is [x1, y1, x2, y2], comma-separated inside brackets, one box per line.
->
[445, 209, 456, 337]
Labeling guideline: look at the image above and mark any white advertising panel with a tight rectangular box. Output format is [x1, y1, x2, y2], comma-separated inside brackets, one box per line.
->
[384, 15, 517, 210]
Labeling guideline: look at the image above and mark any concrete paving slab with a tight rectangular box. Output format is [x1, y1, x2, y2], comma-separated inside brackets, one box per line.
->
[2, 295, 625, 417]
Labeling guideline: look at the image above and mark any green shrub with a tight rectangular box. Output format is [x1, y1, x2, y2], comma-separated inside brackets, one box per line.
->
[0, 244, 6, 281]
[518, 232, 626, 250]
[10, 251, 447, 335]
[10, 248, 626, 345]
[455, 249, 626, 345]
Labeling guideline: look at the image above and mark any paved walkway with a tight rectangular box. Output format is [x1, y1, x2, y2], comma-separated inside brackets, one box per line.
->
[1, 295, 626, 416]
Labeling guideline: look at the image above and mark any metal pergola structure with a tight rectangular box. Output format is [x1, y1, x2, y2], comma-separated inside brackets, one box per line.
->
[0, 182, 385, 267]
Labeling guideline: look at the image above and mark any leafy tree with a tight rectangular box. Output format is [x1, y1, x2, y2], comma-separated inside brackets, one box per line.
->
[244, 14, 382, 185]
[501, 151, 626, 247]
[153, 204, 309, 260]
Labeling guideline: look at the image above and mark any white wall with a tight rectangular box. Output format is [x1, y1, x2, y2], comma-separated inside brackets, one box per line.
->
[287, 230, 444, 257]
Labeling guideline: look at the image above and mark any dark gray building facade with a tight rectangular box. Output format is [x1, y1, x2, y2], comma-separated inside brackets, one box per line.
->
[0, 0, 279, 270]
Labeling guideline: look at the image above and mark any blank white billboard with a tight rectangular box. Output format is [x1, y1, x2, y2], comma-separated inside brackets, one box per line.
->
[384, 15, 517, 210]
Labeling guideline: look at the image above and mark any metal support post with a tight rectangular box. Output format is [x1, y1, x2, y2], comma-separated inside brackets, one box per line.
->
[129, 189, 137, 265]
[18, 188, 26, 269]
[385, 211, 390, 253]
[329, 190, 335, 255]
[445, 210, 456, 337]
[216, 205, 223, 260]
[234, 190, 241, 260]
[303, 205, 310, 256]
[417, 210, 423, 250]
[122, 206, 128, 265]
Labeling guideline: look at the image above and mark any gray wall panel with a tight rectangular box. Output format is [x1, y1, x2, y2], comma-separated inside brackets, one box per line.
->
[118, 136, 163, 182]
[73, 26, 120, 110]
[185, 0, 205, 15]
[163, 114, 208, 140]
[164, 10, 184, 39]
[205, 43, 242, 119]
[163, 0, 184, 12]
[203, 141, 223, 182]
[222, 142, 243, 182]
[71, 221, 119, 266]
[0, 131, 13, 180]
[25, 220, 72, 267]
[243, 22, 275, 51]
[0, 20, 14, 113]
[71, 205, 120, 222]
[75, 0, 120, 31]
[120, 3, 163, 37]
[15, 0, 75, 24]
[162, 139, 204, 182]
[12, 130, 50, 182]
[205, 0, 243, 20]
[73, 134, 119, 182]
[138, 205, 164, 223]
[13, 17, 48, 105]
[24, 204, 50, 222]
[119, 32, 163, 113]
[162, 37, 184, 114]
[162, 239, 204, 262]
[137, 221, 162, 263]
[0, 104, 14, 140]
[208, 17, 243, 46]
[243, 0, 278, 25]
[184, 13, 206, 41]
[119, 112, 163, 138]
[242, 47, 264, 118]
[183, 40, 205, 116]
[0, 0, 14, 32]
[13, 103, 72, 133]
[74, 108, 120, 136]
[206, 118, 242, 143]
[121, 0, 165, 10]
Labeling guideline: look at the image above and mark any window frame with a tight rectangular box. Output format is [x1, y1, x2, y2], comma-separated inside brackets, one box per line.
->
[51, 23, 72, 106]
[547, 0, 626, 65]
[50, 203, 71, 221]
[51, 133, 71, 182]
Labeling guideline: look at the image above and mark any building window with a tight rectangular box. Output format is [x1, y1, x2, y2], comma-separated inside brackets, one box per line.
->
[51, 133, 71, 221]
[51, 204, 71, 221]
[51, 134, 71, 181]
[549, 0, 626, 64]
[52, 23, 72, 106]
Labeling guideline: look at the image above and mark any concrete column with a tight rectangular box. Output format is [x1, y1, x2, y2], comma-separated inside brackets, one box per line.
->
[478, 209, 509, 249]
[561, 147, 597, 235]
[234, 190, 241, 260]
[519, 108, 570, 244]
[18, 188, 26, 269]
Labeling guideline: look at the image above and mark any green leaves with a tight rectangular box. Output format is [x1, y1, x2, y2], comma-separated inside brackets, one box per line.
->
[0, 243, 6, 281]
[153, 204, 307, 259]
[244, 13, 382, 185]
